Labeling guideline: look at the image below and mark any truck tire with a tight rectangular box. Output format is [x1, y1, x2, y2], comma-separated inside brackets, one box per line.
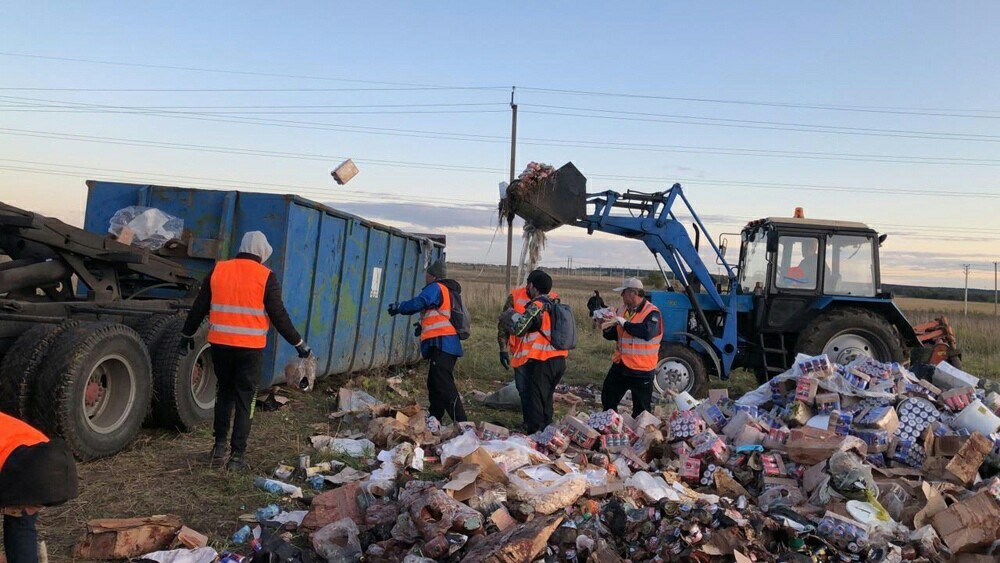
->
[28, 323, 152, 461]
[795, 308, 905, 365]
[0, 321, 80, 418]
[654, 343, 709, 398]
[136, 314, 183, 425]
[150, 318, 215, 431]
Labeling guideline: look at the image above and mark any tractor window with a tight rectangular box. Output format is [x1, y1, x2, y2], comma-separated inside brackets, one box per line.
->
[775, 236, 820, 291]
[740, 230, 768, 292]
[825, 235, 876, 296]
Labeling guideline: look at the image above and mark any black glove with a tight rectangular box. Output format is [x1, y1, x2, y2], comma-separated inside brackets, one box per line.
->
[295, 342, 312, 359]
[387, 303, 399, 316]
[499, 351, 510, 370]
[179, 335, 195, 356]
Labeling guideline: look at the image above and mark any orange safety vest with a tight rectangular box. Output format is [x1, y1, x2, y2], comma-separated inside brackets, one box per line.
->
[510, 288, 559, 367]
[420, 282, 458, 341]
[0, 412, 49, 471]
[207, 258, 272, 349]
[521, 297, 569, 362]
[612, 300, 663, 372]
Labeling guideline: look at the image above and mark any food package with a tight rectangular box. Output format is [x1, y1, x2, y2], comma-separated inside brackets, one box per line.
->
[506, 472, 587, 515]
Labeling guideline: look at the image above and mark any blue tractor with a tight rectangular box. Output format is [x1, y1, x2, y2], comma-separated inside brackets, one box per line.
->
[508, 163, 943, 397]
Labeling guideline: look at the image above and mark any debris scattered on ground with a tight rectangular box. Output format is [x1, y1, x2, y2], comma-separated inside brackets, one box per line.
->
[74, 354, 1000, 561]
[74, 515, 184, 560]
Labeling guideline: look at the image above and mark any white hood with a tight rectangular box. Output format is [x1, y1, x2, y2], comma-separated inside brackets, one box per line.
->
[239, 231, 273, 263]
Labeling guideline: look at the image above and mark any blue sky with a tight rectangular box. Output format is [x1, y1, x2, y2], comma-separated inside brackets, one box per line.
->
[1, 3, 998, 287]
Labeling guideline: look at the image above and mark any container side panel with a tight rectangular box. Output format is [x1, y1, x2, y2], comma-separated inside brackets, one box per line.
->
[396, 239, 423, 364]
[309, 213, 347, 377]
[329, 220, 368, 373]
[353, 229, 389, 370]
[380, 236, 406, 365]
[265, 203, 321, 386]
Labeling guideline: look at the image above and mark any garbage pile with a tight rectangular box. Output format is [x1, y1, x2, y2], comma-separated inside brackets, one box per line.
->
[77, 356, 1000, 562]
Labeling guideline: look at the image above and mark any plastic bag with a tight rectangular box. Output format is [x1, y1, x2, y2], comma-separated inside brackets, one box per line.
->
[311, 436, 375, 458]
[481, 438, 550, 472]
[828, 450, 879, 501]
[108, 206, 183, 250]
[507, 472, 587, 514]
[482, 382, 521, 411]
[439, 429, 480, 465]
[312, 518, 361, 563]
[625, 471, 679, 503]
[284, 355, 317, 392]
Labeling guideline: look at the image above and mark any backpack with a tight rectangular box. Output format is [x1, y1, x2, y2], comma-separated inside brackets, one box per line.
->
[448, 288, 471, 341]
[539, 295, 577, 351]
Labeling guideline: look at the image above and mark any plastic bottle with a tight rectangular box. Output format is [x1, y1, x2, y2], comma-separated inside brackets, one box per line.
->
[232, 525, 252, 544]
[308, 474, 325, 491]
[255, 504, 280, 522]
[253, 477, 302, 496]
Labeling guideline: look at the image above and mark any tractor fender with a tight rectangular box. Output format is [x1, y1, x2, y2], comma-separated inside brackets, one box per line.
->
[810, 297, 919, 346]
[669, 331, 722, 379]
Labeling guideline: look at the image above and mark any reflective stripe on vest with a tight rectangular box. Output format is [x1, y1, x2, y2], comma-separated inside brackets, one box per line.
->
[420, 282, 457, 341]
[207, 258, 272, 349]
[613, 300, 663, 371]
[525, 297, 569, 362]
[509, 289, 560, 367]
[0, 412, 49, 471]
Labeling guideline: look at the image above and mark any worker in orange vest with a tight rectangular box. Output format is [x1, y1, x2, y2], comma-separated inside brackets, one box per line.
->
[506, 270, 569, 433]
[388, 259, 467, 423]
[181, 231, 312, 471]
[0, 412, 78, 563]
[497, 272, 558, 428]
[601, 278, 663, 417]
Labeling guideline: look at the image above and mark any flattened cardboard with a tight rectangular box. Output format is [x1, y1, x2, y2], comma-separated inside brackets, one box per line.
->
[462, 447, 508, 484]
[944, 432, 992, 486]
[931, 490, 1000, 554]
[73, 515, 183, 560]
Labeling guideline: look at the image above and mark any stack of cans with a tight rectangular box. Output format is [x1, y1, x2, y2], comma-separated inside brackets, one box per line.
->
[797, 354, 835, 378]
[587, 409, 625, 434]
[696, 403, 727, 430]
[761, 453, 785, 476]
[732, 404, 760, 418]
[942, 388, 976, 411]
[828, 410, 854, 436]
[670, 410, 705, 439]
[599, 433, 631, 453]
[690, 430, 730, 464]
[767, 426, 790, 446]
[817, 513, 870, 551]
[699, 464, 733, 486]
[843, 368, 871, 390]
[852, 428, 889, 451]
[426, 415, 442, 434]
[852, 357, 893, 380]
[892, 439, 926, 467]
[536, 425, 569, 455]
[895, 397, 939, 445]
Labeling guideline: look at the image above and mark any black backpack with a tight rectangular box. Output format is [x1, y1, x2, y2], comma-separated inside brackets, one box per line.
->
[538, 295, 577, 351]
[448, 287, 471, 341]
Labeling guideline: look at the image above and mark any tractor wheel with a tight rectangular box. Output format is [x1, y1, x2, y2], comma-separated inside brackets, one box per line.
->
[150, 318, 215, 431]
[28, 323, 152, 461]
[0, 321, 81, 418]
[654, 343, 709, 398]
[795, 308, 906, 365]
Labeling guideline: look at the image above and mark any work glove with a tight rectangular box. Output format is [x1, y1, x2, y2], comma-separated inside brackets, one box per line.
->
[615, 316, 628, 326]
[179, 335, 195, 356]
[387, 303, 400, 316]
[295, 342, 312, 359]
[499, 351, 511, 370]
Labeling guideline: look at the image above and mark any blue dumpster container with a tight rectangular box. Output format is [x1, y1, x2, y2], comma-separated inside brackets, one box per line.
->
[83, 181, 444, 386]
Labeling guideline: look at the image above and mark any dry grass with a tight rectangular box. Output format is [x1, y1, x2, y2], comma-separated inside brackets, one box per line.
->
[20, 266, 998, 560]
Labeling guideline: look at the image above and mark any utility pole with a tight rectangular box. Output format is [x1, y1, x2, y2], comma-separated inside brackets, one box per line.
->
[994, 261, 998, 316]
[504, 87, 518, 294]
[963, 264, 971, 317]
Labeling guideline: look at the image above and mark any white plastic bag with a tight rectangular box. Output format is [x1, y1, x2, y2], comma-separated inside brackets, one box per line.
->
[507, 472, 587, 514]
[311, 436, 375, 457]
[108, 206, 183, 250]
[481, 438, 550, 472]
[439, 429, 481, 465]
[626, 471, 679, 502]
[312, 518, 361, 563]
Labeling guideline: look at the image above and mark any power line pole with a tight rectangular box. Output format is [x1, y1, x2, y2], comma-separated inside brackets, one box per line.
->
[504, 87, 518, 294]
[963, 264, 971, 317]
[994, 261, 998, 316]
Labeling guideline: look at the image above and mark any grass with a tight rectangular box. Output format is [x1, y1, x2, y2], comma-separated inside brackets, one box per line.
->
[23, 265, 999, 560]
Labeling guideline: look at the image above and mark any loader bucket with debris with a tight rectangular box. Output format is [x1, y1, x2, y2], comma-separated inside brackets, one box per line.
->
[503, 162, 588, 232]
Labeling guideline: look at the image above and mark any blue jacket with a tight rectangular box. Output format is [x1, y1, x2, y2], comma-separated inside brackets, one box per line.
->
[397, 280, 463, 358]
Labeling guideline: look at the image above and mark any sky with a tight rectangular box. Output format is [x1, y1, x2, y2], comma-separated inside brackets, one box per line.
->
[1, 2, 998, 288]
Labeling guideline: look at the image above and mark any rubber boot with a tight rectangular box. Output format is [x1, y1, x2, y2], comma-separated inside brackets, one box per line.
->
[200, 443, 227, 465]
[226, 452, 248, 472]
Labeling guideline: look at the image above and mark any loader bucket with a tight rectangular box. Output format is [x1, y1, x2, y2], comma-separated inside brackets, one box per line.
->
[505, 162, 587, 232]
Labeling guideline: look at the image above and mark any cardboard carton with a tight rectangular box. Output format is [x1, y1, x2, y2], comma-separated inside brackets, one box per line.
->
[931, 491, 1000, 553]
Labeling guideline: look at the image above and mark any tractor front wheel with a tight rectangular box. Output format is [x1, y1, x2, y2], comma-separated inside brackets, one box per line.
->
[654, 343, 709, 398]
[796, 308, 905, 365]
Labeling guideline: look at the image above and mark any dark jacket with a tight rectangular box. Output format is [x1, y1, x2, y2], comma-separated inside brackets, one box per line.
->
[182, 253, 303, 347]
[397, 278, 463, 358]
[603, 299, 662, 342]
[587, 295, 606, 314]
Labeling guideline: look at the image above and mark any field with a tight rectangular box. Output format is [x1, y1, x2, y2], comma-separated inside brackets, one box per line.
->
[20, 265, 1000, 560]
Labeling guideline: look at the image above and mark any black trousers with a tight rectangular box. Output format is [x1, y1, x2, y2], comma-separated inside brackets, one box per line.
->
[601, 361, 654, 418]
[427, 348, 467, 423]
[3, 512, 38, 563]
[211, 346, 261, 454]
[523, 357, 566, 434]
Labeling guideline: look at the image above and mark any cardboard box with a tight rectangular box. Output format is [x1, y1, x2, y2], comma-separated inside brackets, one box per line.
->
[708, 389, 729, 405]
[931, 490, 1000, 553]
[722, 411, 753, 440]
[732, 424, 766, 448]
[561, 415, 600, 449]
[933, 361, 980, 391]
[480, 422, 510, 441]
[795, 376, 819, 403]
[74, 515, 183, 560]
[945, 432, 993, 486]
[783, 401, 814, 428]
[934, 434, 970, 458]
[858, 405, 900, 435]
[787, 427, 866, 465]
[332, 158, 359, 185]
[814, 392, 840, 414]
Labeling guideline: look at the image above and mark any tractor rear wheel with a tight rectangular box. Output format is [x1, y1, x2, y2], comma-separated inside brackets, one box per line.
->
[796, 308, 905, 365]
[654, 343, 709, 398]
